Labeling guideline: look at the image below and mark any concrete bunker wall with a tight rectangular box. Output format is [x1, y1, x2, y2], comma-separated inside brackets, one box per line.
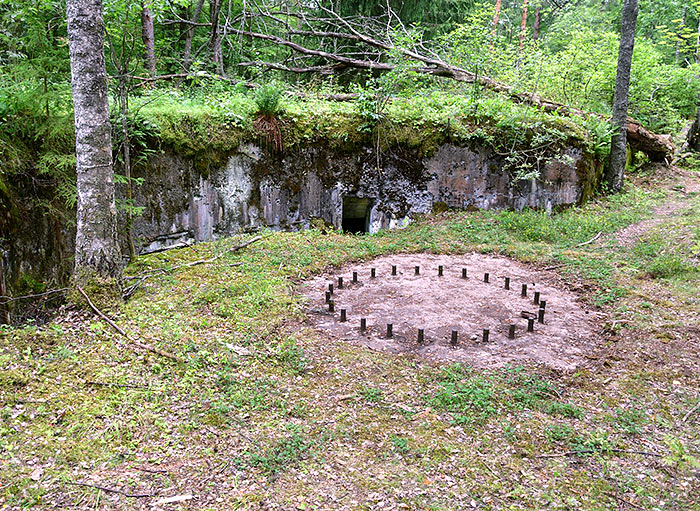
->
[133, 142, 599, 253]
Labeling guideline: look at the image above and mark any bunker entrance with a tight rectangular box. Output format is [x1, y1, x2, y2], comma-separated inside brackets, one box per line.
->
[342, 197, 372, 233]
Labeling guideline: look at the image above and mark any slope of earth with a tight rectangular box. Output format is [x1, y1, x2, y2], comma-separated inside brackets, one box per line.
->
[1, 162, 698, 510]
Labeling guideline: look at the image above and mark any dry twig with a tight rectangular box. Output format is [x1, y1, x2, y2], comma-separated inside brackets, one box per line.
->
[682, 401, 700, 422]
[66, 481, 154, 498]
[536, 448, 661, 459]
[576, 231, 602, 247]
[77, 287, 182, 362]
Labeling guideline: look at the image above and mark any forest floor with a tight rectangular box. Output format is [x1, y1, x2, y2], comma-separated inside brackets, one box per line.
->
[1, 161, 699, 510]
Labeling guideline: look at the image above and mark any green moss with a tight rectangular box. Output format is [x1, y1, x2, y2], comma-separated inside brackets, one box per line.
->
[68, 271, 122, 311]
[0, 369, 29, 388]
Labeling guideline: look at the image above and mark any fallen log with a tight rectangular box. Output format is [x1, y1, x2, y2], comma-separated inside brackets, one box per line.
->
[232, 15, 674, 161]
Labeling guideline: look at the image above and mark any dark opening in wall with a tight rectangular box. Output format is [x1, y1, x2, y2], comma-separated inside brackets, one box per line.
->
[342, 196, 371, 233]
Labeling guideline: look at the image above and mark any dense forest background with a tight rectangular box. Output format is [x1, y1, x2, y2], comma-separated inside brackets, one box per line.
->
[1, 0, 698, 138]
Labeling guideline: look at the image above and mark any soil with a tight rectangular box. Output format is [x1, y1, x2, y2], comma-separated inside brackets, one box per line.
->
[303, 253, 604, 371]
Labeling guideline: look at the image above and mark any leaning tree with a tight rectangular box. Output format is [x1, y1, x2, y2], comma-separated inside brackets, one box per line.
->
[66, 0, 122, 294]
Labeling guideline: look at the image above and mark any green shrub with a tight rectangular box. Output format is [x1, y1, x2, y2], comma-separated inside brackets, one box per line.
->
[254, 82, 284, 117]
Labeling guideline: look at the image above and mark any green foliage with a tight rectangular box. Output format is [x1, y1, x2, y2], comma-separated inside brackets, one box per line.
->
[609, 407, 648, 435]
[242, 424, 327, 475]
[544, 423, 575, 443]
[662, 435, 700, 470]
[428, 365, 584, 426]
[429, 365, 498, 424]
[632, 233, 699, 279]
[390, 435, 410, 454]
[254, 82, 284, 117]
[359, 385, 384, 403]
[444, 1, 700, 133]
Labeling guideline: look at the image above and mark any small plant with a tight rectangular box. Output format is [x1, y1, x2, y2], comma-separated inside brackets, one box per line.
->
[359, 385, 383, 402]
[609, 407, 647, 435]
[253, 82, 284, 152]
[429, 365, 498, 424]
[544, 423, 575, 443]
[542, 401, 584, 419]
[254, 82, 283, 117]
[274, 339, 308, 375]
[662, 435, 700, 471]
[391, 435, 410, 454]
[243, 425, 324, 475]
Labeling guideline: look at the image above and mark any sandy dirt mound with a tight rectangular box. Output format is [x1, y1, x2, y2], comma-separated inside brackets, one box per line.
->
[302, 253, 604, 371]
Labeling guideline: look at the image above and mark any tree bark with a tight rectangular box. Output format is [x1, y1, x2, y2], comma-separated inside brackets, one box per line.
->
[533, 7, 541, 42]
[519, 0, 529, 51]
[675, 2, 687, 64]
[66, 0, 122, 286]
[606, 0, 639, 192]
[492, 0, 502, 46]
[141, 1, 156, 77]
[182, 0, 205, 73]
[209, 0, 224, 76]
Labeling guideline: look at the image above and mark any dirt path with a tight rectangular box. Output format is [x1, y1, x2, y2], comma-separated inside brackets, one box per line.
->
[613, 164, 700, 247]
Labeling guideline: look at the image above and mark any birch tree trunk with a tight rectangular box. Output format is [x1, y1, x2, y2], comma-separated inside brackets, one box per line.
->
[66, 0, 123, 289]
[606, 0, 639, 192]
[209, 0, 224, 76]
[491, 0, 502, 50]
[141, 0, 156, 77]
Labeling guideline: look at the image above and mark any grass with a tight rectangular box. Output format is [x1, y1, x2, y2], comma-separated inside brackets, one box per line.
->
[1, 165, 699, 509]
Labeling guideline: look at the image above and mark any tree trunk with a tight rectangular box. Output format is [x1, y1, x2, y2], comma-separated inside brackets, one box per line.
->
[533, 7, 541, 42]
[141, 1, 156, 77]
[696, 13, 699, 63]
[66, 0, 122, 288]
[606, 0, 639, 192]
[182, 0, 205, 74]
[0, 257, 10, 324]
[519, 0, 529, 51]
[118, 78, 136, 261]
[209, 0, 224, 75]
[491, 0, 502, 46]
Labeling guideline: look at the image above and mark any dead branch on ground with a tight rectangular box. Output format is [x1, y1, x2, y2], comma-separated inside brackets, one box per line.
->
[77, 286, 182, 362]
[66, 481, 154, 498]
[122, 235, 262, 299]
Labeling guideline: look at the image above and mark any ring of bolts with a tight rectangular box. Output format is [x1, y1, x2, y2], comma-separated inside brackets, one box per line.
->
[324, 265, 548, 345]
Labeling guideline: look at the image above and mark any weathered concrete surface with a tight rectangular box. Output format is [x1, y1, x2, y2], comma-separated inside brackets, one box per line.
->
[129, 142, 601, 251]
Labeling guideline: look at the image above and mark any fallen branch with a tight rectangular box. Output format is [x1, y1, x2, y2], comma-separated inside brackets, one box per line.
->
[77, 286, 182, 362]
[576, 231, 602, 247]
[543, 264, 565, 271]
[0, 287, 70, 305]
[603, 491, 644, 510]
[682, 401, 700, 422]
[85, 380, 148, 389]
[232, 11, 673, 160]
[66, 481, 154, 498]
[536, 448, 661, 459]
[122, 235, 261, 299]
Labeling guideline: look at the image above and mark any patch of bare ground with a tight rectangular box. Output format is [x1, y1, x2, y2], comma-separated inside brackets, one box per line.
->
[303, 253, 604, 371]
